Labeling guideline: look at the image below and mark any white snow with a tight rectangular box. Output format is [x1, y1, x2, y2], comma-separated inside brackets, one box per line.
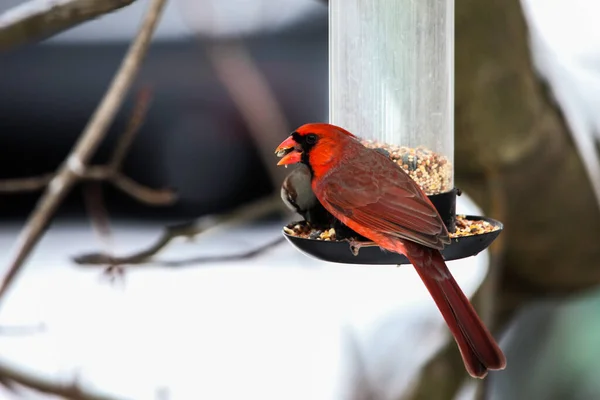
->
[0, 194, 489, 400]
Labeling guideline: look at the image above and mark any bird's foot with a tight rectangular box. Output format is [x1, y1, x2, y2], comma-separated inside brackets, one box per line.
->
[346, 238, 378, 256]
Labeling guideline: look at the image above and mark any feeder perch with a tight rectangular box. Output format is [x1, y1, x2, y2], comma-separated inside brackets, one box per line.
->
[282, 0, 503, 264]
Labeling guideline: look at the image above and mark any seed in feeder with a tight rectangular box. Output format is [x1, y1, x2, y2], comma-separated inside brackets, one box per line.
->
[452, 215, 498, 237]
[361, 140, 453, 195]
[309, 230, 323, 240]
[374, 148, 391, 158]
[285, 215, 498, 241]
[401, 153, 418, 170]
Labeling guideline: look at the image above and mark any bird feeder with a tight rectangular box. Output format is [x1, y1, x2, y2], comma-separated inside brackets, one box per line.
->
[330, 0, 457, 231]
[282, 0, 503, 264]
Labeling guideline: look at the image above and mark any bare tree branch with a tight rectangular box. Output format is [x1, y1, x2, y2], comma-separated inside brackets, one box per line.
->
[0, 0, 168, 306]
[156, 236, 285, 267]
[0, 359, 122, 400]
[108, 172, 175, 204]
[0, 86, 173, 206]
[0, 173, 55, 193]
[0, 0, 138, 51]
[0, 168, 175, 205]
[73, 80, 281, 270]
[72, 25, 298, 272]
[73, 195, 281, 266]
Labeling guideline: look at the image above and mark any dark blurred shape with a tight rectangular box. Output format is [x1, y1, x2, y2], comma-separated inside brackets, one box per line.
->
[0, 15, 328, 220]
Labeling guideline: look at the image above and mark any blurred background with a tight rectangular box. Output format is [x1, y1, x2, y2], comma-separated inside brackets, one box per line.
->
[0, 0, 599, 399]
[0, 0, 328, 219]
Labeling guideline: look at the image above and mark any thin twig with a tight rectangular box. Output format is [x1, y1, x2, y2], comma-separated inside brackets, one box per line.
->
[0, 168, 174, 205]
[205, 42, 291, 190]
[72, 195, 281, 266]
[94, 170, 175, 205]
[80, 236, 285, 270]
[82, 182, 120, 281]
[0, 174, 55, 192]
[0, 359, 122, 400]
[0, 87, 172, 205]
[83, 183, 114, 251]
[0, 0, 168, 305]
[154, 236, 285, 267]
[109, 86, 153, 170]
[0, 0, 138, 51]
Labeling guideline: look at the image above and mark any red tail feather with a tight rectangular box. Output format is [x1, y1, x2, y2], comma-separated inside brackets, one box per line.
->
[403, 241, 506, 378]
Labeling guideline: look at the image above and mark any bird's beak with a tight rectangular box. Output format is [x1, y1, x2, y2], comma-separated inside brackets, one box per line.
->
[275, 136, 302, 166]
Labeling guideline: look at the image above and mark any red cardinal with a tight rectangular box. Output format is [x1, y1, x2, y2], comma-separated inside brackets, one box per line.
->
[275, 123, 506, 378]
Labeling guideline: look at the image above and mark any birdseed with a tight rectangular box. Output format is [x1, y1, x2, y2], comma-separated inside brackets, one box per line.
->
[452, 215, 498, 237]
[361, 140, 453, 195]
[284, 215, 499, 242]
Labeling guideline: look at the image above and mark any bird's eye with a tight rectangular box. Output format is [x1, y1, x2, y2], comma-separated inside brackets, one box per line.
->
[305, 134, 317, 145]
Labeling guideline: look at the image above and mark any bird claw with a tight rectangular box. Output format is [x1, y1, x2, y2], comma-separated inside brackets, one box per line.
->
[347, 238, 376, 256]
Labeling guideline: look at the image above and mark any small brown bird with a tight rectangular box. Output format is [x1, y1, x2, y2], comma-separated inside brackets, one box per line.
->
[281, 165, 364, 240]
[281, 165, 329, 225]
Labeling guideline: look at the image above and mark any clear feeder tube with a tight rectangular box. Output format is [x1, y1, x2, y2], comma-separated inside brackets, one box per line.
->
[329, 0, 455, 195]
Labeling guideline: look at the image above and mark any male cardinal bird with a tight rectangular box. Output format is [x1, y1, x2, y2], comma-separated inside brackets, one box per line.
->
[275, 123, 506, 378]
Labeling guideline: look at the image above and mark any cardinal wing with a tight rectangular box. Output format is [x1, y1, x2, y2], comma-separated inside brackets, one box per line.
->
[317, 149, 450, 250]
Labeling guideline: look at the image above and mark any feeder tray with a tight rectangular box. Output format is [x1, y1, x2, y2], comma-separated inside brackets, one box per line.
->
[282, 215, 503, 265]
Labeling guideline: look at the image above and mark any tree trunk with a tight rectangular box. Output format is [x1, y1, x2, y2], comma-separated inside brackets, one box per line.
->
[407, 0, 600, 398]
[455, 0, 600, 326]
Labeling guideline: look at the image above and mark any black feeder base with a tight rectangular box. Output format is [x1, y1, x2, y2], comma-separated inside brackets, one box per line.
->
[281, 188, 504, 265]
